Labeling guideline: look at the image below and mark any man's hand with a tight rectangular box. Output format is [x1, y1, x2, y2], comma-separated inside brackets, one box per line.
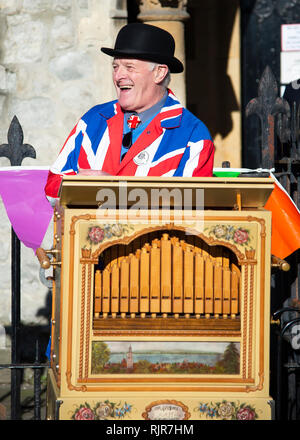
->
[78, 169, 111, 176]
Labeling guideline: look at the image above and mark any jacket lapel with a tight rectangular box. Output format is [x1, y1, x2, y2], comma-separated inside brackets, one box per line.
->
[101, 103, 124, 174]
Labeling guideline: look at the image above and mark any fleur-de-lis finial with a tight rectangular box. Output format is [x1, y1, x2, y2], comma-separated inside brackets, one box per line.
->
[0, 115, 36, 166]
[246, 66, 290, 168]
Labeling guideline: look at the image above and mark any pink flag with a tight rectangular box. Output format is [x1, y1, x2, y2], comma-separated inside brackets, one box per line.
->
[0, 167, 53, 250]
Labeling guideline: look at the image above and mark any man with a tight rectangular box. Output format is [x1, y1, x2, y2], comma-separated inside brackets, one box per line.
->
[45, 23, 214, 201]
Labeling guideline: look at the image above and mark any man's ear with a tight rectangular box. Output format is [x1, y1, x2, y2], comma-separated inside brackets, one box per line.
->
[154, 64, 169, 84]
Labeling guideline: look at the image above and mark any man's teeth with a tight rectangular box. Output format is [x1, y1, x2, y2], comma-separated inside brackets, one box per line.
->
[120, 85, 132, 89]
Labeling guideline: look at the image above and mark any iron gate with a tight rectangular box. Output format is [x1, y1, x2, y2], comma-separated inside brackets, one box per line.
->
[245, 65, 300, 420]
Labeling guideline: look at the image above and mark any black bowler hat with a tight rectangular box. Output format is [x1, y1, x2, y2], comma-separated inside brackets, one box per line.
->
[101, 22, 184, 73]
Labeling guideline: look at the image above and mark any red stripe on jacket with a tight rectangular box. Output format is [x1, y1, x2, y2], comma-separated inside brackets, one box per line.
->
[192, 140, 215, 177]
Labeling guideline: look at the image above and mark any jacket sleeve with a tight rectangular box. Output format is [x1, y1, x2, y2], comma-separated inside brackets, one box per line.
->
[44, 169, 76, 199]
[44, 118, 87, 198]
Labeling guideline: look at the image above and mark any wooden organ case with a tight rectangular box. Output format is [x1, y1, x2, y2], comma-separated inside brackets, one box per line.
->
[45, 176, 274, 420]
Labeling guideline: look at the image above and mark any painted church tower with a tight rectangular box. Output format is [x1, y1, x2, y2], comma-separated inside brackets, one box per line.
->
[126, 345, 133, 369]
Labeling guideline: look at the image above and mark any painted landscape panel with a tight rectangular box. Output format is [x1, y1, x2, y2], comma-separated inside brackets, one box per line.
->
[91, 341, 240, 375]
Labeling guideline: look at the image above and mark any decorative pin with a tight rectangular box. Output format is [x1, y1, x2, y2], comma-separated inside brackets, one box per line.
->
[133, 150, 149, 165]
[127, 114, 141, 129]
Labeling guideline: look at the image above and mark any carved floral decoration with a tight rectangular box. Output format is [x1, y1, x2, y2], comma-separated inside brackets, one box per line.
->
[87, 224, 134, 245]
[205, 224, 252, 248]
[197, 400, 259, 420]
[71, 400, 133, 420]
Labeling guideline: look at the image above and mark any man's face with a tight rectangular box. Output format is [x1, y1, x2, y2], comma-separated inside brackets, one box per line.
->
[112, 58, 164, 113]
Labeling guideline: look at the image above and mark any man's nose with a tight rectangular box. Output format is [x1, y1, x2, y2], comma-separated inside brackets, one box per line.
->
[114, 65, 127, 81]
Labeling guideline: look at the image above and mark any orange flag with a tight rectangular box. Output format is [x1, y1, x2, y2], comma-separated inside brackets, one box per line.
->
[264, 174, 300, 259]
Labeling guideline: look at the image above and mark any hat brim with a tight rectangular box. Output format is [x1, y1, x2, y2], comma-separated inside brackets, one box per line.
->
[101, 47, 184, 73]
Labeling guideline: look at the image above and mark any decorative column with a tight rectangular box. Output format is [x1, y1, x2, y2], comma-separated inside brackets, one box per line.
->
[138, 0, 189, 105]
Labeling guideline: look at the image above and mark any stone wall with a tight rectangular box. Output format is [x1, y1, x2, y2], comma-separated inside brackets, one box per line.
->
[0, 0, 127, 339]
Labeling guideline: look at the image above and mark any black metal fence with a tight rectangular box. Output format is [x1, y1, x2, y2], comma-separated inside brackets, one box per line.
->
[0, 117, 49, 420]
[274, 80, 300, 421]
[246, 66, 300, 420]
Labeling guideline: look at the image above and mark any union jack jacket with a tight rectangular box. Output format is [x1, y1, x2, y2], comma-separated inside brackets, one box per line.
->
[45, 90, 214, 198]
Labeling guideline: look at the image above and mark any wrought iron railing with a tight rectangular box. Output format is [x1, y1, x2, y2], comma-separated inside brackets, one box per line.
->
[246, 65, 300, 420]
[0, 117, 48, 420]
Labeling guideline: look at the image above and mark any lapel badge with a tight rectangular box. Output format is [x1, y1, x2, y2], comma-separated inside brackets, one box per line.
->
[133, 150, 149, 165]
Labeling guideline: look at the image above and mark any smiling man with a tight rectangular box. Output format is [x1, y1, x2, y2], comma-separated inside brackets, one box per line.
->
[45, 23, 215, 201]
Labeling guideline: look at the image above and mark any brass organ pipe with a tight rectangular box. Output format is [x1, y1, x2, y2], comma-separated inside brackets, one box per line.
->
[94, 235, 241, 319]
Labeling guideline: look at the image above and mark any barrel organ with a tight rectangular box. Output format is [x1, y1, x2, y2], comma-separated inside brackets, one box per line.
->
[44, 176, 274, 420]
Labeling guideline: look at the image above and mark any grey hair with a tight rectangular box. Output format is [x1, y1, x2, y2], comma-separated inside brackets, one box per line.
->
[148, 62, 171, 88]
